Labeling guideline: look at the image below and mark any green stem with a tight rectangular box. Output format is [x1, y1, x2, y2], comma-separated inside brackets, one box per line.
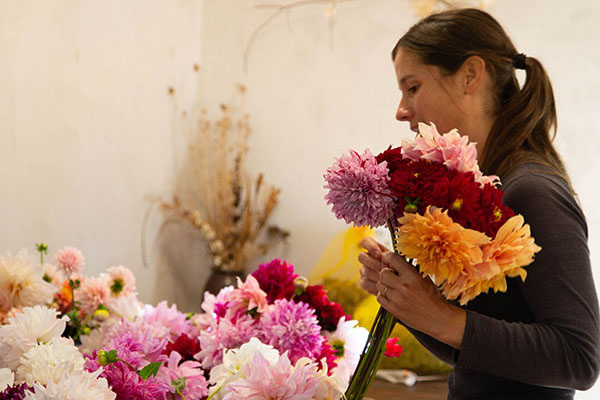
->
[206, 386, 222, 400]
[176, 388, 187, 400]
[343, 219, 400, 400]
[117, 357, 138, 373]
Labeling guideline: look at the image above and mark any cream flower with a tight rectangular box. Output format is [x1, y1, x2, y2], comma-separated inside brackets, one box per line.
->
[16, 337, 85, 386]
[23, 369, 115, 400]
[76, 277, 110, 317]
[0, 306, 68, 370]
[42, 264, 64, 288]
[0, 250, 56, 313]
[209, 337, 280, 399]
[0, 368, 14, 392]
[103, 265, 136, 298]
[324, 317, 369, 384]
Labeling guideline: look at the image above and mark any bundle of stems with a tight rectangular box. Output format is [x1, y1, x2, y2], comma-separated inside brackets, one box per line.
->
[343, 220, 399, 400]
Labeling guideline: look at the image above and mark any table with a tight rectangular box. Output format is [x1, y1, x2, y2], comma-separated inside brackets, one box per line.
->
[365, 377, 449, 400]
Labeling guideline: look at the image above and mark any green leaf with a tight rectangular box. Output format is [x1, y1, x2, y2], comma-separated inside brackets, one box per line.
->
[138, 362, 163, 381]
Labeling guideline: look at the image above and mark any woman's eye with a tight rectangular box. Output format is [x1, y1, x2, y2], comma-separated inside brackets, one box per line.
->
[408, 85, 419, 94]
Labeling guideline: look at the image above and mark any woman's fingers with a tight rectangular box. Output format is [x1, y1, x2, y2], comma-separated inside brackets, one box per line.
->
[360, 237, 384, 260]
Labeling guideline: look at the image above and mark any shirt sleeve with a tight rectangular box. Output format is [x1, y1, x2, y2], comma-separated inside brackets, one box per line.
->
[454, 172, 600, 390]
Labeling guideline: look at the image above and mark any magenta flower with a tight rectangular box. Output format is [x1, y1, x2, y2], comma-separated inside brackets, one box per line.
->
[324, 149, 395, 227]
[259, 299, 323, 364]
[85, 360, 169, 400]
[223, 351, 321, 400]
[159, 351, 209, 400]
[251, 259, 299, 303]
[54, 246, 85, 276]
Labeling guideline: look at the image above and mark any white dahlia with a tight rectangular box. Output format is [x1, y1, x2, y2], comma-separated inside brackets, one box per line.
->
[16, 337, 85, 386]
[0, 250, 56, 312]
[0, 368, 15, 392]
[209, 337, 280, 399]
[23, 369, 115, 400]
[0, 305, 68, 370]
[324, 317, 369, 384]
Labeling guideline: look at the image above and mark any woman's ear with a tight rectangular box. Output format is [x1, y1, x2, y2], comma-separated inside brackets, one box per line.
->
[461, 56, 486, 95]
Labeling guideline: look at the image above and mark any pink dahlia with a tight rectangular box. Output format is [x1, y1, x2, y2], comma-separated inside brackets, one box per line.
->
[226, 276, 269, 320]
[159, 351, 209, 400]
[54, 246, 85, 276]
[103, 320, 168, 368]
[140, 301, 193, 341]
[259, 299, 323, 364]
[76, 277, 110, 317]
[197, 314, 259, 369]
[251, 259, 299, 303]
[85, 359, 169, 400]
[402, 122, 500, 187]
[105, 265, 136, 297]
[223, 351, 321, 400]
[324, 149, 395, 227]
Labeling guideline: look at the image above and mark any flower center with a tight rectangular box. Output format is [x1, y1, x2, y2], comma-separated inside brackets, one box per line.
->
[451, 198, 463, 210]
[332, 340, 345, 357]
[493, 206, 503, 222]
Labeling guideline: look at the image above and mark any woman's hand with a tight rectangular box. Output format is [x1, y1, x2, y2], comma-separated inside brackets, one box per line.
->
[358, 237, 389, 296]
[358, 237, 467, 349]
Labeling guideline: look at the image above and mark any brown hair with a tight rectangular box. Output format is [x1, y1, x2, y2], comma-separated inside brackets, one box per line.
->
[392, 8, 572, 189]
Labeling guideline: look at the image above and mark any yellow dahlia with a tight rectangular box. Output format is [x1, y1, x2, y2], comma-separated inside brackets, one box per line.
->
[395, 207, 490, 286]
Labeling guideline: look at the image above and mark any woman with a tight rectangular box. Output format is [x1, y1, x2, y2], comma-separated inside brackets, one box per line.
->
[358, 8, 600, 399]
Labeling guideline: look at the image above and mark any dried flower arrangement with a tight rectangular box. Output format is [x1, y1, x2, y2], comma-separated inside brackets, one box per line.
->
[160, 85, 289, 275]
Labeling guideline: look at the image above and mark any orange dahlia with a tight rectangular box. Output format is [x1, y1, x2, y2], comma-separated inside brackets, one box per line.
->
[395, 207, 490, 285]
[442, 215, 541, 305]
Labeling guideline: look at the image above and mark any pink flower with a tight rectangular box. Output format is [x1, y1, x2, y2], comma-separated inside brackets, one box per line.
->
[197, 314, 259, 369]
[54, 246, 85, 276]
[140, 301, 193, 341]
[102, 320, 168, 368]
[324, 149, 395, 227]
[159, 351, 208, 400]
[259, 299, 323, 364]
[223, 351, 321, 400]
[85, 359, 169, 400]
[226, 276, 269, 320]
[105, 265, 136, 297]
[76, 277, 110, 317]
[402, 123, 500, 187]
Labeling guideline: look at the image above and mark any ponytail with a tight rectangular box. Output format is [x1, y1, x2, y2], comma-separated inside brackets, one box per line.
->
[393, 8, 573, 191]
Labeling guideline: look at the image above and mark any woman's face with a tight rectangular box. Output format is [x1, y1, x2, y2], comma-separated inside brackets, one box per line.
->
[393, 48, 470, 135]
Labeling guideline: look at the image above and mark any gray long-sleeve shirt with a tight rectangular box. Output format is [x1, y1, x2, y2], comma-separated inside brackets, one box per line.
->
[408, 163, 600, 399]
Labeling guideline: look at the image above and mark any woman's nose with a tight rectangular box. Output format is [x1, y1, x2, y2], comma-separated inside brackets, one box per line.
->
[395, 100, 412, 122]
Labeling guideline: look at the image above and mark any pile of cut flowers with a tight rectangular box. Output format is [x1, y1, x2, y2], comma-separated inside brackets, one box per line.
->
[0, 245, 395, 399]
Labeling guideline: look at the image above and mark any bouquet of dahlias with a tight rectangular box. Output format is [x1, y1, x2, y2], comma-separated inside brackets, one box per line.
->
[323, 122, 541, 399]
[1, 244, 376, 399]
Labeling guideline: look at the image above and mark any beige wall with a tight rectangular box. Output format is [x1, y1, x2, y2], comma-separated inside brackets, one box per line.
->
[1, 2, 600, 394]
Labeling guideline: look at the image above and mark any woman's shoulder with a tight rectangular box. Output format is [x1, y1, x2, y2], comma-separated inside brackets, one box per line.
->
[500, 162, 587, 236]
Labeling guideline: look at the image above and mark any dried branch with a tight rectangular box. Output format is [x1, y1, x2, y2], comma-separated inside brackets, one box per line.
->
[244, 0, 356, 72]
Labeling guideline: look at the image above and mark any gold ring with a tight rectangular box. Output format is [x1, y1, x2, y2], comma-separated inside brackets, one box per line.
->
[383, 286, 389, 299]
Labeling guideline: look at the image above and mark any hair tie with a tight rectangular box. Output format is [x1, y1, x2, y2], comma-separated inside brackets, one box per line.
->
[513, 53, 527, 70]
